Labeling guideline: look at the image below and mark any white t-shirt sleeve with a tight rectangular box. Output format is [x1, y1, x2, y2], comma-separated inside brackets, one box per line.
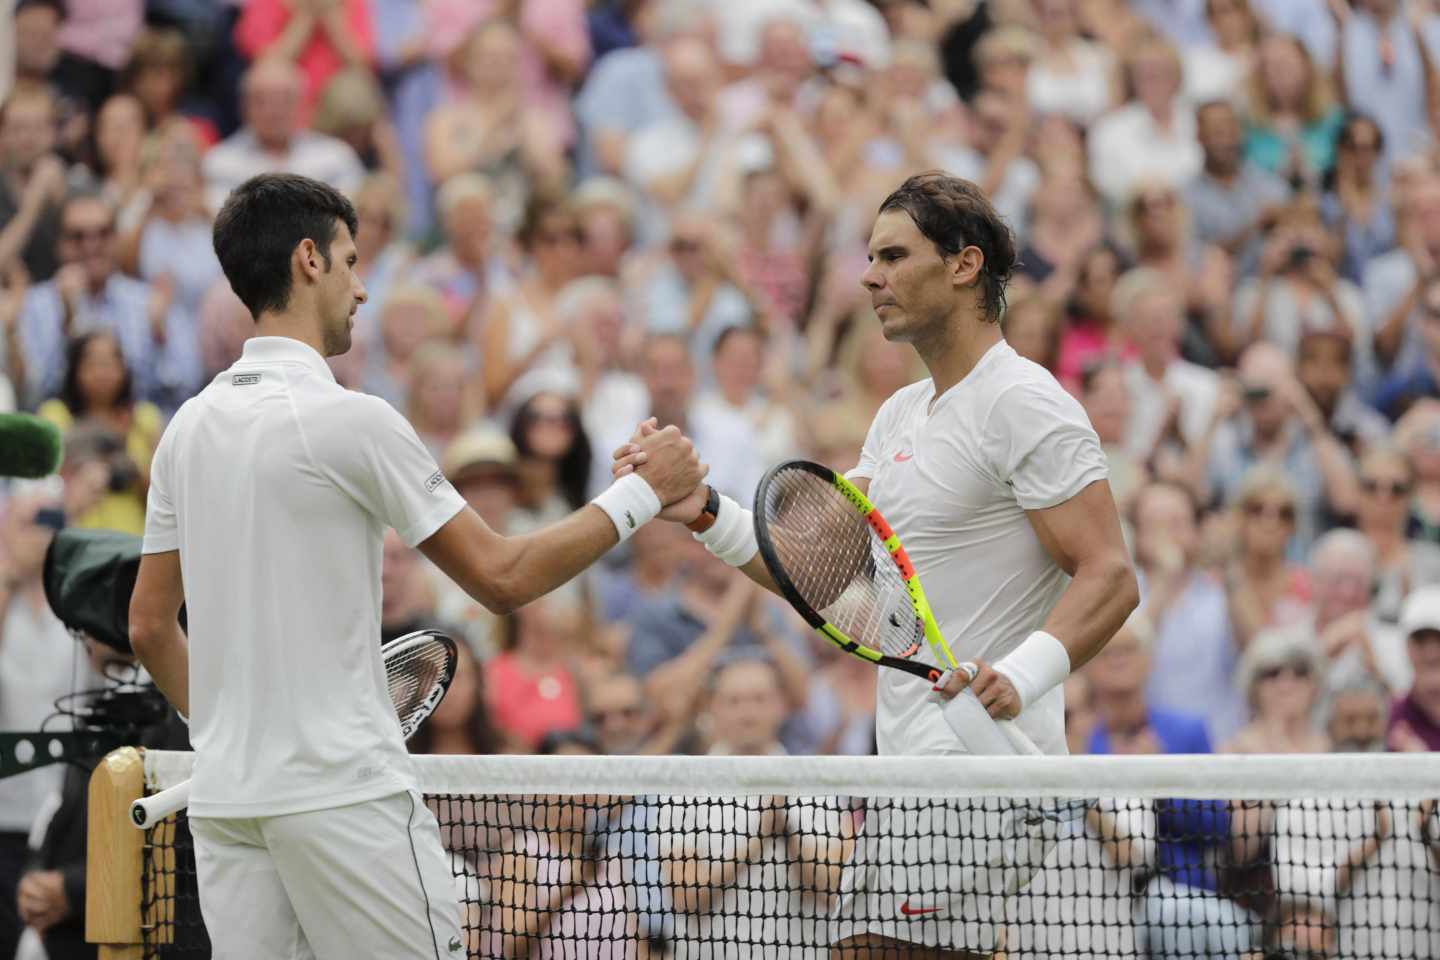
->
[984, 377, 1108, 510]
[310, 395, 467, 546]
[142, 416, 179, 554]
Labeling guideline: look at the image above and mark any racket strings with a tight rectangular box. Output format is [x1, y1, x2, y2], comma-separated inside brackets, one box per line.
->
[385, 639, 451, 729]
[761, 471, 922, 659]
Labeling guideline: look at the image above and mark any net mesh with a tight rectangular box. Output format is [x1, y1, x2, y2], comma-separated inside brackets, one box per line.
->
[759, 466, 923, 659]
[135, 753, 1440, 959]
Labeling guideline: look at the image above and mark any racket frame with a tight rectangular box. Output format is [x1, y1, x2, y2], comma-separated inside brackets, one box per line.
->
[753, 460, 959, 683]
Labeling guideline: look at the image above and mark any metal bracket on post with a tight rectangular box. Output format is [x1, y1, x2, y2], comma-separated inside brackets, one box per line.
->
[0, 731, 127, 780]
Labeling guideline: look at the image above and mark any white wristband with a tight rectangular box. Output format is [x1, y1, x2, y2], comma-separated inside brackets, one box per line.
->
[591, 473, 662, 543]
[694, 492, 758, 566]
[992, 630, 1071, 712]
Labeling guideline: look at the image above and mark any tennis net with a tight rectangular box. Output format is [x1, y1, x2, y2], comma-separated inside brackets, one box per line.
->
[92, 750, 1440, 958]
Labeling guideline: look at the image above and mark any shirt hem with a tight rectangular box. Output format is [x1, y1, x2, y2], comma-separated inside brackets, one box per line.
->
[397, 495, 467, 549]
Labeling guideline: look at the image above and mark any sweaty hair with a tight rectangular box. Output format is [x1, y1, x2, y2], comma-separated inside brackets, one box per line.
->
[212, 173, 359, 319]
[878, 171, 1017, 322]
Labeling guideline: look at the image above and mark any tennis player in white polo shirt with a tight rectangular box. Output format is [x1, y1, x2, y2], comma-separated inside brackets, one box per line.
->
[614, 172, 1140, 957]
[127, 173, 704, 959]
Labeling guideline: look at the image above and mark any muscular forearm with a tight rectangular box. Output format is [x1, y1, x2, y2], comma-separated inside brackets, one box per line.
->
[133, 622, 190, 718]
[488, 507, 620, 612]
[1041, 556, 1138, 671]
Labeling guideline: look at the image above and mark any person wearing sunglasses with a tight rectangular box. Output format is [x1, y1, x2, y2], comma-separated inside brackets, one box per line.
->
[1223, 628, 1328, 754]
[1225, 465, 1313, 651]
[1354, 446, 1440, 623]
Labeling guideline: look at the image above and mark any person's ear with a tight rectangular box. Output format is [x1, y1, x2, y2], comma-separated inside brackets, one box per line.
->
[294, 239, 323, 284]
[950, 245, 984, 290]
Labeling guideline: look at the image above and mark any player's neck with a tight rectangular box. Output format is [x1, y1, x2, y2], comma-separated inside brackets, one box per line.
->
[917, 317, 1003, 400]
[253, 309, 329, 359]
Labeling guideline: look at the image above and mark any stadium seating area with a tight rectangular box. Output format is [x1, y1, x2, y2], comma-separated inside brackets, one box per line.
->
[4, 0, 1440, 956]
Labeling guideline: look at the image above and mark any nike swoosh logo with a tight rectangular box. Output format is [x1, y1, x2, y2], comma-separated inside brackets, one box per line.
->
[899, 901, 940, 916]
[893, 451, 914, 462]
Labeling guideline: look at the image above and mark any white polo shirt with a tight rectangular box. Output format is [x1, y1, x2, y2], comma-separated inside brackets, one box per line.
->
[848, 341, 1107, 758]
[143, 336, 467, 818]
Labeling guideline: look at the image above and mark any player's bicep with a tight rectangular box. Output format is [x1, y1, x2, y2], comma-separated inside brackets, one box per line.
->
[1024, 479, 1128, 577]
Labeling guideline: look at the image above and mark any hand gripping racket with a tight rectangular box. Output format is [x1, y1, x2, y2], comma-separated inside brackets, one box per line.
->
[753, 460, 1039, 755]
[130, 629, 459, 828]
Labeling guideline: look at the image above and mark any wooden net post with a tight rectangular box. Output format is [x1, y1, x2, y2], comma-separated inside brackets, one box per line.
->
[86, 746, 144, 960]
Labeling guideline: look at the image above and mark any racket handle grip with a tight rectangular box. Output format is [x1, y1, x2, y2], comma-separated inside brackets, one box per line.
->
[130, 779, 191, 829]
[941, 689, 1044, 756]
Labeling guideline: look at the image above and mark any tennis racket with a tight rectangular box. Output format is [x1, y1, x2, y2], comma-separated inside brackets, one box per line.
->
[753, 459, 1039, 755]
[130, 629, 459, 828]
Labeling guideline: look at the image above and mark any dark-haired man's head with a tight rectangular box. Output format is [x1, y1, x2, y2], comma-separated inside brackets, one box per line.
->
[212, 173, 367, 357]
[863, 172, 1016, 344]
[1296, 330, 1353, 419]
[0, 84, 56, 173]
[14, 0, 63, 82]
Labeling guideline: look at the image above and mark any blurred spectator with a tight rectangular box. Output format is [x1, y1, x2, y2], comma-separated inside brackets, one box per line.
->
[10, 0, 64, 98]
[1063, 673, 1096, 755]
[1088, 612, 1213, 754]
[1366, 176, 1440, 382]
[1295, 328, 1390, 453]
[510, 391, 593, 522]
[37, 331, 158, 534]
[589, 669, 685, 755]
[1184, 99, 1289, 275]
[1244, 32, 1343, 189]
[557, 279, 648, 485]
[404, 339, 473, 458]
[1027, 0, 1119, 125]
[52, 0, 143, 111]
[0, 262, 24, 409]
[1233, 198, 1368, 366]
[1223, 628, 1329, 753]
[1320, 113, 1395, 284]
[572, 177, 639, 279]
[1332, 0, 1434, 165]
[1375, 272, 1440, 417]
[0, 484, 75, 960]
[428, 427, 519, 660]
[629, 209, 755, 375]
[695, 325, 800, 471]
[360, 284, 456, 411]
[116, 27, 217, 145]
[485, 598, 586, 753]
[702, 657, 790, 756]
[1015, 174, 1104, 292]
[128, 121, 221, 323]
[410, 173, 503, 330]
[343, 172, 412, 357]
[406, 641, 503, 756]
[89, 93, 147, 229]
[1355, 445, 1440, 623]
[1002, 296, 1062, 375]
[1323, 670, 1390, 751]
[1222, 465, 1314, 645]
[593, 517, 687, 629]
[1398, 400, 1440, 541]
[1078, 361, 1145, 509]
[234, 0, 374, 121]
[1113, 268, 1220, 469]
[424, 18, 567, 237]
[310, 67, 402, 180]
[1183, 0, 1261, 106]
[0, 83, 66, 282]
[935, 88, 1038, 239]
[480, 194, 584, 412]
[202, 56, 365, 213]
[17, 191, 202, 410]
[1132, 481, 1245, 743]
[1201, 344, 1361, 558]
[1088, 33, 1202, 207]
[1055, 243, 1134, 390]
[1387, 584, 1440, 750]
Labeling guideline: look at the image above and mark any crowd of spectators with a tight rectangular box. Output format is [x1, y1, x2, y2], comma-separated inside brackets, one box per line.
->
[5, 0, 1440, 957]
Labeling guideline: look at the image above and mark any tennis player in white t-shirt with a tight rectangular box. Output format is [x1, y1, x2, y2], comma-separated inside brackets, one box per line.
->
[613, 172, 1139, 957]
[127, 173, 704, 960]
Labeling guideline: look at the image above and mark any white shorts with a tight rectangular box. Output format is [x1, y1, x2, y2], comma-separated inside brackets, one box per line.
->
[829, 797, 1073, 953]
[191, 790, 464, 960]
